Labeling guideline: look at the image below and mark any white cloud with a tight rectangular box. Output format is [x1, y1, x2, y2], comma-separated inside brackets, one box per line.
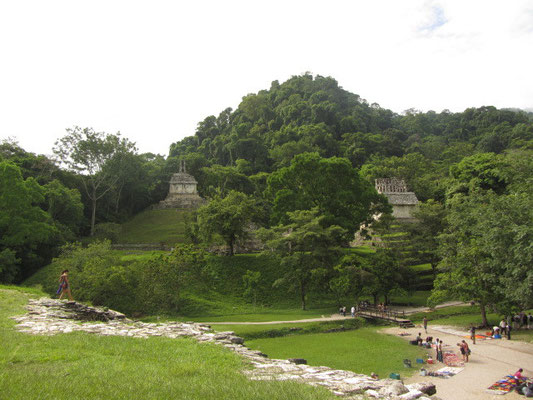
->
[0, 0, 531, 156]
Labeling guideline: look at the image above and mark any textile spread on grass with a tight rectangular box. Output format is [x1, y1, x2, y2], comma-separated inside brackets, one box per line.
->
[443, 351, 464, 367]
[487, 375, 526, 393]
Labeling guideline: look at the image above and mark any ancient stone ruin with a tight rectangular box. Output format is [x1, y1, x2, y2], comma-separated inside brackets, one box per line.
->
[154, 160, 205, 209]
[375, 178, 419, 220]
[13, 298, 439, 400]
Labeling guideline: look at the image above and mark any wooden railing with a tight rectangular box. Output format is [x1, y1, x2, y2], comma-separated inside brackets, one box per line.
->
[357, 304, 407, 320]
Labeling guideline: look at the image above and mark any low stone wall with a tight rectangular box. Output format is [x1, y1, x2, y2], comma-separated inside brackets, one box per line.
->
[12, 299, 439, 400]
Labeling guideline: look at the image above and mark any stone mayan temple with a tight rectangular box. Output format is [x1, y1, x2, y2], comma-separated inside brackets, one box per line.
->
[375, 178, 419, 220]
[154, 160, 206, 209]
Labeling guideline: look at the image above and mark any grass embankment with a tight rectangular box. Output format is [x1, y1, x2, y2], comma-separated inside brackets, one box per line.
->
[117, 209, 193, 244]
[0, 286, 334, 400]
[209, 319, 425, 378]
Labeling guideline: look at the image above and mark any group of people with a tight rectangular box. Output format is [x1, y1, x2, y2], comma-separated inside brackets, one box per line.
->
[339, 306, 357, 317]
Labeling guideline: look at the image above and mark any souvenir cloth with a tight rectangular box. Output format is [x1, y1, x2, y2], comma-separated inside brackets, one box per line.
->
[443, 351, 464, 367]
[487, 375, 526, 393]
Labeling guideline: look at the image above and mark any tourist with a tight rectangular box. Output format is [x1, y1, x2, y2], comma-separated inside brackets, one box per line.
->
[507, 324, 512, 340]
[58, 269, 73, 301]
[461, 340, 470, 362]
[423, 316, 428, 333]
[514, 368, 524, 380]
[342, 306, 346, 317]
[437, 340, 443, 363]
[528, 313, 533, 330]
[499, 318, 507, 334]
[469, 324, 476, 344]
[350, 306, 355, 317]
[416, 332, 423, 345]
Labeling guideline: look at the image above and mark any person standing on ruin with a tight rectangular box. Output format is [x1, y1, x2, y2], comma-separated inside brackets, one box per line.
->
[58, 269, 73, 301]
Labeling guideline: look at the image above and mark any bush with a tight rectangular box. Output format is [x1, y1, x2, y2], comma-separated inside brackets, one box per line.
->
[93, 223, 122, 243]
[26, 241, 215, 316]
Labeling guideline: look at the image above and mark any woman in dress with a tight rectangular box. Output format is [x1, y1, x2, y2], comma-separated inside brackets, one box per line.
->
[58, 269, 73, 301]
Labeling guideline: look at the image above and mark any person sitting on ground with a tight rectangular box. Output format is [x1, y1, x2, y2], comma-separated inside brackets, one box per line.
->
[416, 332, 423, 345]
[514, 368, 524, 380]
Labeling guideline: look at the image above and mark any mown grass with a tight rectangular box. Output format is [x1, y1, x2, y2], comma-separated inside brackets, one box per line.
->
[117, 209, 193, 244]
[211, 318, 366, 339]
[244, 327, 426, 378]
[0, 286, 334, 400]
[389, 291, 431, 307]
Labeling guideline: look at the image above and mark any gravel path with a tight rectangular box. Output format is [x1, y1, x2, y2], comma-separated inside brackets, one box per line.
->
[385, 324, 533, 400]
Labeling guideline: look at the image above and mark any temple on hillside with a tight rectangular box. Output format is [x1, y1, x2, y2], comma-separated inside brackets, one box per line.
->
[154, 160, 206, 209]
[375, 178, 419, 220]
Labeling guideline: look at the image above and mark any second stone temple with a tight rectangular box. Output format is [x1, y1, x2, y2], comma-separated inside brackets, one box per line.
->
[154, 160, 206, 209]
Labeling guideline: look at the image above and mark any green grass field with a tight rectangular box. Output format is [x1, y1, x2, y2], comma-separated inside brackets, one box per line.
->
[245, 327, 425, 378]
[0, 286, 334, 400]
[117, 209, 193, 244]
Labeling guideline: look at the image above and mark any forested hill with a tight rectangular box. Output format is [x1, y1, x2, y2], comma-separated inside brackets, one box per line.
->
[169, 73, 533, 201]
[2, 73, 533, 285]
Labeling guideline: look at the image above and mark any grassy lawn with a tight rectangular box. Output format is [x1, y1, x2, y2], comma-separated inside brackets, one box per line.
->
[0, 286, 334, 400]
[117, 209, 193, 244]
[389, 291, 431, 307]
[244, 327, 425, 379]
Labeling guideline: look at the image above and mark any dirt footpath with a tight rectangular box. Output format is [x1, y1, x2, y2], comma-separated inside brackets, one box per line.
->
[384, 325, 533, 400]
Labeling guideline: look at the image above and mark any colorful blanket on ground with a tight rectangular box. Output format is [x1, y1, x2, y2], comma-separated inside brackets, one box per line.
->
[426, 367, 464, 378]
[487, 375, 526, 393]
[463, 334, 490, 340]
[443, 351, 464, 367]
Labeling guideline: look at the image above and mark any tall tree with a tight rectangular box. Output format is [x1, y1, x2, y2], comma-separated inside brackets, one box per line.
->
[266, 152, 388, 241]
[53, 127, 136, 235]
[0, 162, 57, 282]
[259, 208, 346, 310]
[196, 190, 258, 255]
[430, 190, 533, 325]
[405, 200, 447, 279]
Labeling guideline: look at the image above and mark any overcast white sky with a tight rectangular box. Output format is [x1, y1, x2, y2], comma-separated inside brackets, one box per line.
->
[1, 0, 532, 157]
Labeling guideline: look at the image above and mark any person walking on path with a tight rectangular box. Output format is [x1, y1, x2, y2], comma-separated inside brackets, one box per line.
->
[58, 269, 73, 301]
[423, 316, 428, 333]
[470, 324, 476, 344]
[350, 306, 355, 317]
[459, 340, 470, 362]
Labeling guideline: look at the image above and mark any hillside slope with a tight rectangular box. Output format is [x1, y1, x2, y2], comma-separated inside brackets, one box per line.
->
[117, 208, 193, 245]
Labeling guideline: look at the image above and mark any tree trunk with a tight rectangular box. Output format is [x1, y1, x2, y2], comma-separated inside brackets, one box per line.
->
[431, 262, 437, 280]
[480, 302, 488, 327]
[228, 236, 235, 256]
[300, 283, 306, 310]
[90, 194, 97, 236]
[373, 293, 378, 306]
[384, 294, 389, 306]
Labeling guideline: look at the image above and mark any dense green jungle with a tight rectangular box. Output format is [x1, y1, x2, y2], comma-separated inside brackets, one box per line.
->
[1, 73, 532, 324]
